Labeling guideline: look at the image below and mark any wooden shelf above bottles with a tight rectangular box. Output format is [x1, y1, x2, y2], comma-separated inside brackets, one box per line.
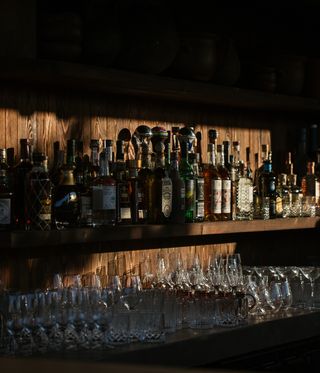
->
[0, 217, 319, 258]
[1, 58, 320, 114]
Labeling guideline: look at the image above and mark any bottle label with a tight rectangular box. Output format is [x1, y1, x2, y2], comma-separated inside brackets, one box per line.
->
[197, 201, 205, 218]
[211, 179, 222, 214]
[162, 177, 172, 218]
[316, 180, 320, 199]
[0, 198, 11, 225]
[92, 185, 116, 210]
[222, 179, 231, 214]
[185, 179, 195, 213]
[81, 195, 92, 219]
[120, 207, 131, 220]
[197, 178, 205, 202]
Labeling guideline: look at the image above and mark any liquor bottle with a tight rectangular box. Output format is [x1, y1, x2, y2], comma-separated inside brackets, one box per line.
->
[204, 142, 221, 221]
[195, 131, 203, 165]
[275, 173, 290, 218]
[91, 151, 117, 226]
[0, 149, 14, 230]
[259, 151, 277, 219]
[50, 141, 64, 186]
[169, 151, 185, 224]
[134, 125, 153, 223]
[114, 139, 131, 224]
[246, 147, 253, 180]
[89, 139, 100, 180]
[148, 127, 172, 224]
[223, 140, 231, 171]
[52, 139, 81, 229]
[127, 160, 140, 224]
[25, 152, 52, 230]
[288, 173, 302, 217]
[189, 152, 204, 222]
[254, 144, 269, 196]
[301, 161, 320, 200]
[217, 144, 231, 220]
[179, 141, 195, 223]
[14, 138, 33, 229]
[235, 161, 254, 220]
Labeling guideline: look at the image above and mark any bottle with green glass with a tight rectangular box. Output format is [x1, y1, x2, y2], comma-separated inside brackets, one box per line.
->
[179, 141, 196, 223]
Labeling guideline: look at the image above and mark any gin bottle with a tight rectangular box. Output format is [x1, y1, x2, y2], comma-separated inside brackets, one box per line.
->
[235, 161, 254, 220]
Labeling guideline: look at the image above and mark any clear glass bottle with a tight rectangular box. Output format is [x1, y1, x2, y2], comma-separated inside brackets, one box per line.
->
[217, 144, 231, 220]
[52, 139, 81, 229]
[204, 142, 220, 221]
[0, 149, 14, 230]
[92, 152, 117, 226]
[114, 139, 131, 224]
[235, 161, 254, 220]
[259, 151, 277, 219]
[25, 152, 52, 230]
[169, 151, 185, 224]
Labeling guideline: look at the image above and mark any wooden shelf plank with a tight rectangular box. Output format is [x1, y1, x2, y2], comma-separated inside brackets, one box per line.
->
[1, 58, 320, 113]
[0, 217, 319, 258]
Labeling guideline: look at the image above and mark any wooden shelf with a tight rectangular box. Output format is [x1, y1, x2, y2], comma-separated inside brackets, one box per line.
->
[0, 217, 319, 258]
[1, 58, 320, 114]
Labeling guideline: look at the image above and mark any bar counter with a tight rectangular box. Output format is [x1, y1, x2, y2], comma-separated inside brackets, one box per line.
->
[1, 309, 319, 371]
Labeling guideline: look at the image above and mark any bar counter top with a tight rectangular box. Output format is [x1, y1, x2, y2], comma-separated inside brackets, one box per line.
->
[1, 309, 319, 371]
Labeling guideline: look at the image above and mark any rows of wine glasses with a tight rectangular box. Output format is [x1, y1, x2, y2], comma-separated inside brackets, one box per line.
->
[1, 257, 319, 357]
[244, 265, 320, 311]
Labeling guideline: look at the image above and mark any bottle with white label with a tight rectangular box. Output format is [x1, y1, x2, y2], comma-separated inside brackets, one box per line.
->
[217, 144, 231, 220]
[235, 161, 254, 220]
[92, 152, 117, 226]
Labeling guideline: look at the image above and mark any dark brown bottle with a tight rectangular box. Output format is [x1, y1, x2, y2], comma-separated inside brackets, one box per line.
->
[14, 139, 33, 229]
[0, 149, 14, 230]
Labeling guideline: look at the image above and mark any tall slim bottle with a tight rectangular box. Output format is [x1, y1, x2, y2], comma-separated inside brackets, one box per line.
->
[0, 149, 14, 230]
[259, 151, 277, 219]
[14, 139, 33, 229]
[189, 152, 204, 222]
[204, 143, 221, 221]
[217, 144, 231, 220]
[179, 141, 195, 223]
[169, 151, 185, 224]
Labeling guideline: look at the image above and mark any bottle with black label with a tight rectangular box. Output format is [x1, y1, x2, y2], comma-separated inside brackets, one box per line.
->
[259, 151, 277, 219]
[217, 144, 232, 220]
[0, 149, 14, 230]
[169, 151, 185, 224]
[189, 152, 204, 222]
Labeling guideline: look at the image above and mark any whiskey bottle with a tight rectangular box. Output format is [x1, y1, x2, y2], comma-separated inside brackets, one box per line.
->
[127, 160, 140, 224]
[254, 144, 269, 195]
[301, 161, 320, 199]
[259, 151, 277, 219]
[189, 152, 204, 222]
[235, 161, 254, 220]
[25, 152, 52, 230]
[217, 144, 231, 220]
[114, 139, 131, 224]
[52, 139, 81, 229]
[0, 149, 14, 230]
[148, 127, 172, 224]
[14, 139, 33, 229]
[179, 141, 195, 222]
[92, 152, 117, 226]
[169, 151, 185, 224]
[204, 142, 221, 221]
[134, 125, 153, 223]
